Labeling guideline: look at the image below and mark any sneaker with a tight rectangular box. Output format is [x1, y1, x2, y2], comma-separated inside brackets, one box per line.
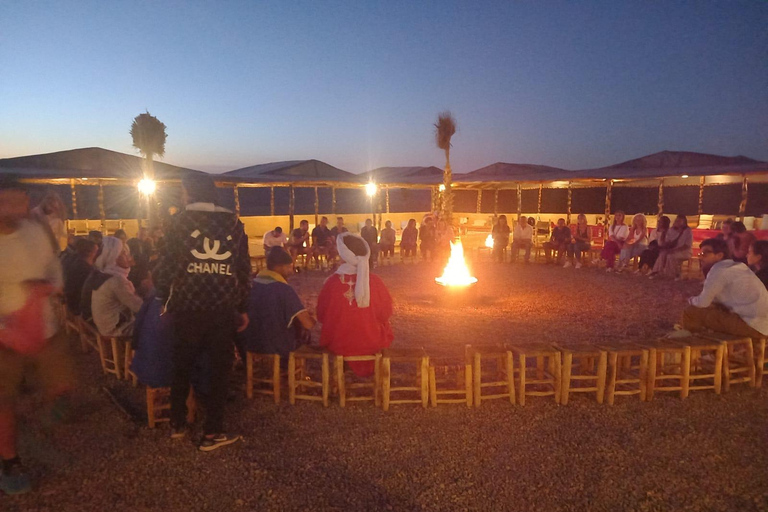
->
[563, 261, 572, 268]
[575, 262, 582, 269]
[0, 461, 31, 495]
[170, 425, 188, 439]
[199, 433, 242, 452]
[606, 268, 614, 273]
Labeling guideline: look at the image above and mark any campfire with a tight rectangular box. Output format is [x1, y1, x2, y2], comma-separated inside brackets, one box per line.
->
[485, 234, 494, 248]
[435, 239, 478, 287]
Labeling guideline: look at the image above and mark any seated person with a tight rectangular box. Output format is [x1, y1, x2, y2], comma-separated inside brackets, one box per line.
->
[511, 216, 533, 263]
[128, 262, 154, 300]
[730, 221, 755, 264]
[286, 219, 313, 266]
[113, 229, 128, 244]
[400, 219, 418, 260]
[86, 236, 143, 336]
[543, 218, 571, 264]
[360, 218, 379, 268]
[263, 226, 287, 256]
[617, 214, 648, 272]
[237, 248, 315, 359]
[317, 233, 393, 376]
[638, 215, 670, 274]
[649, 215, 692, 279]
[682, 238, 768, 339]
[601, 211, 628, 271]
[63, 238, 98, 315]
[127, 227, 152, 267]
[748, 240, 768, 289]
[329, 216, 349, 240]
[311, 216, 334, 266]
[565, 214, 591, 268]
[379, 220, 396, 262]
[491, 215, 511, 263]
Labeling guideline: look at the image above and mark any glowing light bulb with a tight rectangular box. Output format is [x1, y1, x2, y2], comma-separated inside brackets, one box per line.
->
[138, 179, 156, 195]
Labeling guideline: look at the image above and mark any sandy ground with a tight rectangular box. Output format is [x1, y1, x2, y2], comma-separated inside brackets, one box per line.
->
[5, 260, 768, 512]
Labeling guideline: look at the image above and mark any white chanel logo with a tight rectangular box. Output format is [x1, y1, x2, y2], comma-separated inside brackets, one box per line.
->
[189, 230, 232, 261]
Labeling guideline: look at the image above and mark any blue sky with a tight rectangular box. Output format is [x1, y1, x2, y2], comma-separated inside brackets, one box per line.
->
[1, 1, 766, 174]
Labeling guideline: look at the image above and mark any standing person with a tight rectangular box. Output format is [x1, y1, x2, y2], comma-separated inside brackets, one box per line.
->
[312, 216, 334, 268]
[419, 217, 436, 262]
[317, 233, 393, 376]
[601, 211, 628, 272]
[681, 238, 768, 339]
[154, 174, 252, 452]
[649, 215, 692, 279]
[565, 214, 591, 268]
[378, 220, 397, 264]
[617, 214, 648, 272]
[360, 218, 379, 269]
[63, 238, 98, 315]
[491, 215, 511, 262]
[543, 218, 571, 265]
[263, 227, 287, 256]
[113, 229, 128, 244]
[237, 248, 315, 359]
[511, 216, 533, 263]
[400, 219, 418, 261]
[0, 177, 72, 495]
[747, 240, 768, 289]
[30, 191, 68, 253]
[637, 216, 670, 275]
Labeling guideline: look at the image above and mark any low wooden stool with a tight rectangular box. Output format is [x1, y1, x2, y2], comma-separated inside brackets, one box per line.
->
[600, 342, 649, 404]
[755, 338, 767, 388]
[146, 387, 197, 429]
[97, 335, 129, 380]
[508, 343, 561, 405]
[335, 354, 382, 407]
[428, 347, 473, 407]
[557, 344, 608, 405]
[288, 346, 330, 407]
[78, 318, 99, 352]
[64, 309, 81, 338]
[380, 348, 429, 411]
[469, 346, 514, 407]
[643, 339, 691, 400]
[124, 341, 138, 386]
[246, 352, 281, 403]
[699, 333, 756, 390]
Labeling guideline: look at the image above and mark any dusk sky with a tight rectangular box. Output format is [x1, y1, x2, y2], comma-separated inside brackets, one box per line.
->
[1, 1, 766, 174]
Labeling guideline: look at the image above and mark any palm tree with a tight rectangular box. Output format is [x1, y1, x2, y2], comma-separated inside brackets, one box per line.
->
[434, 111, 457, 223]
[130, 111, 167, 180]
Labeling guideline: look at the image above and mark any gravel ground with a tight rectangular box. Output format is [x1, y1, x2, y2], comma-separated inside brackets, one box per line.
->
[5, 260, 768, 512]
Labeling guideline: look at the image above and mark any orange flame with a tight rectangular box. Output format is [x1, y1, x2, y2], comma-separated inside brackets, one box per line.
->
[435, 239, 478, 287]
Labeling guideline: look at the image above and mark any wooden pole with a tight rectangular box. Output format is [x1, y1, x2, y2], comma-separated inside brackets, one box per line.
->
[566, 181, 572, 224]
[385, 187, 390, 214]
[98, 181, 106, 229]
[698, 176, 705, 216]
[331, 187, 337, 215]
[657, 178, 664, 216]
[314, 186, 319, 227]
[270, 187, 275, 216]
[430, 187, 437, 212]
[476, 189, 482, 214]
[516, 183, 521, 218]
[494, 188, 499, 216]
[289, 185, 295, 232]
[739, 175, 748, 221]
[605, 180, 613, 225]
[69, 179, 78, 219]
[537, 184, 543, 217]
[233, 185, 240, 217]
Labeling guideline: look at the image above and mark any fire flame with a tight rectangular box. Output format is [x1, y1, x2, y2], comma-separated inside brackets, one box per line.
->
[485, 234, 494, 248]
[435, 239, 478, 287]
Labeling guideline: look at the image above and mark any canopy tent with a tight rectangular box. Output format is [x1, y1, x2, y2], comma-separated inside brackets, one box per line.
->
[222, 159, 359, 184]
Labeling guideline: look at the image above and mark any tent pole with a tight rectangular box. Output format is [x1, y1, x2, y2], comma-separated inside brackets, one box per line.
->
[70, 179, 78, 219]
[516, 183, 521, 219]
[385, 187, 390, 214]
[332, 187, 337, 215]
[698, 176, 705, 216]
[739, 175, 748, 221]
[657, 178, 664, 216]
[98, 181, 106, 230]
[476, 189, 482, 214]
[314, 187, 319, 227]
[604, 180, 613, 227]
[289, 185, 295, 232]
[566, 181, 572, 224]
[494, 188, 499, 216]
[233, 185, 240, 217]
[270, 187, 275, 216]
[537, 184, 542, 218]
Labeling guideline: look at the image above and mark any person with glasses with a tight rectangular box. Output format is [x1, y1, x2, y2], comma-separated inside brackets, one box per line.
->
[681, 238, 768, 339]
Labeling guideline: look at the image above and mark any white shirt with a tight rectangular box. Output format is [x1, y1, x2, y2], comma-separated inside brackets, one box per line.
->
[263, 230, 288, 248]
[608, 224, 629, 242]
[513, 224, 533, 242]
[689, 259, 768, 335]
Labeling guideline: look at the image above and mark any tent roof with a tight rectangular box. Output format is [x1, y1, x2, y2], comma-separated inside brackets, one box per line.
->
[362, 166, 451, 185]
[459, 162, 568, 183]
[0, 147, 204, 181]
[223, 159, 357, 183]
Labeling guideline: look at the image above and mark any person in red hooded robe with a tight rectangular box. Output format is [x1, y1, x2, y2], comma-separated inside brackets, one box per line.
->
[317, 233, 393, 376]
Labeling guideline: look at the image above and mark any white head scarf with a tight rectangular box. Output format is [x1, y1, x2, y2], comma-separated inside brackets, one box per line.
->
[335, 232, 371, 308]
[95, 236, 131, 281]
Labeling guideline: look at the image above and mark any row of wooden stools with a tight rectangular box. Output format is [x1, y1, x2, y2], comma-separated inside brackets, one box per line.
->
[62, 304, 195, 428]
[246, 335, 768, 409]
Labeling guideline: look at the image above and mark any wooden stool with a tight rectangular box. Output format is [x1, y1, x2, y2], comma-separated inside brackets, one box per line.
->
[146, 387, 197, 429]
[428, 347, 473, 407]
[557, 344, 608, 405]
[246, 352, 281, 403]
[64, 309, 81, 337]
[380, 348, 429, 411]
[600, 342, 649, 404]
[699, 333, 756, 390]
[678, 336, 724, 395]
[288, 346, 330, 407]
[97, 335, 129, 380]
[335, 354, 382, 407]
[124, 341, 138, 386]
[469, 346, 514, 407]
[643, 339, 691, 400]
[78, 318, 99, 352]
[755, 338, 767, 388]
[508, 343, 561, 405]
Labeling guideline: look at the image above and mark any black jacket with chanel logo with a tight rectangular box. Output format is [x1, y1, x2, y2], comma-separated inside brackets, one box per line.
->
[154, 204, 251, 314]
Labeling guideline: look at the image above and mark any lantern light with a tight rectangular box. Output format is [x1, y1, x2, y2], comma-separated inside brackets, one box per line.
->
[138, 178, 156, 195]
[365, 182, 377, 197]
[439, 184, 446, 192]
[681, 175, 689, 179]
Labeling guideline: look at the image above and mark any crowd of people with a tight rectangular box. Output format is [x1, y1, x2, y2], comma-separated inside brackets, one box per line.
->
[1, 172, 767, 496]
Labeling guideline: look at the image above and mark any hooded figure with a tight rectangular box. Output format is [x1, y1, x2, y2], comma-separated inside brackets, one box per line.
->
[317, 233, 394, 376]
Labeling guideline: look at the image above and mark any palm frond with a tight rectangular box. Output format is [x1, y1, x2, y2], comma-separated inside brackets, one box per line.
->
[130, 111, 167, 158]
[434, 111, 456, 151]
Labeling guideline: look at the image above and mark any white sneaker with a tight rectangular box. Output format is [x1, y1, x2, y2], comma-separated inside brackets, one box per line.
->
[606, 268, 614, 273]
[575, 262, 582, 269]
[563, 261, 572, 268]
